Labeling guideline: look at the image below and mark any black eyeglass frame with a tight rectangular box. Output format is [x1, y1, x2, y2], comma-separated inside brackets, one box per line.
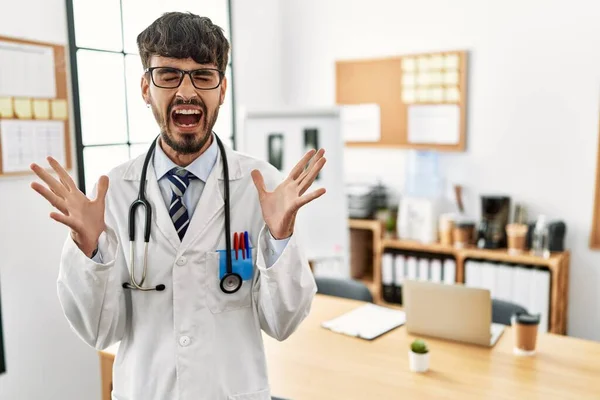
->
[145, 67, 225, 90]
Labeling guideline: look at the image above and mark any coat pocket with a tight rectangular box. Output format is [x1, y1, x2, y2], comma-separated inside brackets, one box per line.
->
[228, 388, 271, 400]
[206, 251, 252, 313]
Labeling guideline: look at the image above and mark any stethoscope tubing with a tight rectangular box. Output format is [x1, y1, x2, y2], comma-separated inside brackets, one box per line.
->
[124, 133, 235, 292]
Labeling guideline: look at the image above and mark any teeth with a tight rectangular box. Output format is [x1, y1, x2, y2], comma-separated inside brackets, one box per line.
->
[174, 109, 200, 115]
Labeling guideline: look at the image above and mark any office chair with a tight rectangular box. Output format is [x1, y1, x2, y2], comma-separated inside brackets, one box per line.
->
[492, 299, 527, 326]
[314, 276, 374, 303]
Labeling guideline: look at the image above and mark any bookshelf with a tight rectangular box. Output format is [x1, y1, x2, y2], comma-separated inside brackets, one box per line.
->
[348, 219, 570, 335]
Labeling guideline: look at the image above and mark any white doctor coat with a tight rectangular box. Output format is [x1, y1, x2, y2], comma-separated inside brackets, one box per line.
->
[56, 142, 317, 400]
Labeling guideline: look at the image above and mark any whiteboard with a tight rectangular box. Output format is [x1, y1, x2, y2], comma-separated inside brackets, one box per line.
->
[240, 106, 349, 277]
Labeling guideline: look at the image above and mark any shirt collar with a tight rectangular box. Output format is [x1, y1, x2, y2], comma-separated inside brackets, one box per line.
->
[153, 134, 218, 182]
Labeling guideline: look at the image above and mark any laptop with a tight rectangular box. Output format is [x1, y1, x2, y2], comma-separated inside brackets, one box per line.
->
[403, 280, 505, 347]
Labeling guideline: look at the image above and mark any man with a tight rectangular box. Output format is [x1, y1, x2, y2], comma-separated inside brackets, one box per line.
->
[30, 12, 325, 400]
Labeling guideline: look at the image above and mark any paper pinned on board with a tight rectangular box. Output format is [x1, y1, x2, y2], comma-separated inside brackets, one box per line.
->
[0, 97, 13, 118]
[407, 104, 460, 145]
[340, 103, 381, 142]
[51, 99, 68, 120]
[13, 98, 32, 119]
[33, 99, 50, 119]
[0, 119, 65, 173]
[0, 40, 56, 98]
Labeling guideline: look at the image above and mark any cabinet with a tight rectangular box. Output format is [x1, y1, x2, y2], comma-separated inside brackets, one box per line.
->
[348, 219, 570, 335]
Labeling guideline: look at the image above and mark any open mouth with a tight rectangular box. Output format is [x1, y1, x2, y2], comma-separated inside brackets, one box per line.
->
[171, 108, 202, 128]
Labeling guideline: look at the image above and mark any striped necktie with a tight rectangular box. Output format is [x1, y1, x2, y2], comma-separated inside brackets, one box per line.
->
[166, 167, 197, 240]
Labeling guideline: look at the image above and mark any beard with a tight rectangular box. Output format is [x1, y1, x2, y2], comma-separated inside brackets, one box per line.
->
[150, 97, 220, 155]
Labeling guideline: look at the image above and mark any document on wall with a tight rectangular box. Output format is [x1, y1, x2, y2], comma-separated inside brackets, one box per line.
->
[0, 120, 65, 173]
[340, 103, 381, 142]
[0, 40, 56, 98]
[407, 104, 460, 144]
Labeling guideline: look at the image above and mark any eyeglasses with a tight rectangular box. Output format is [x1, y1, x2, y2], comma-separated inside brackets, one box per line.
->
[145, 67, 224, 90]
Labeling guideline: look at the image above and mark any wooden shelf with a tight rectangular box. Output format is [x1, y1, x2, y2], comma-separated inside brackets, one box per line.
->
[348, 218, 383, 232]
[348, 219, 384, 303]
[381, 238, 457, 256]
[382, 238, 566, 268]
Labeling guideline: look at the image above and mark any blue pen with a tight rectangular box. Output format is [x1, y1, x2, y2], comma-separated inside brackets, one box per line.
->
[244, 231, 250, 259]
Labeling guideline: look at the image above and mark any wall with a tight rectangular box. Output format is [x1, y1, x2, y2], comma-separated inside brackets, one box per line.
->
[280, 0, 600, 340]
[0, 1, 102, 399]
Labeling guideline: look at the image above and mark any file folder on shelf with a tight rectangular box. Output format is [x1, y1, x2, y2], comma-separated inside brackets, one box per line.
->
[321, 303, 406, 340]
[381, 253, 395, 303]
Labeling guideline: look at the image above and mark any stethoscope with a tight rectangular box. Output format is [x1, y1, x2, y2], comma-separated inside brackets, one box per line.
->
[122, 133, 243, 294]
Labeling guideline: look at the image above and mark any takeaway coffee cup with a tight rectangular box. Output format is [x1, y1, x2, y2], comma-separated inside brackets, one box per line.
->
[506, 223, 528, 255]
[511, 313, 540, 356]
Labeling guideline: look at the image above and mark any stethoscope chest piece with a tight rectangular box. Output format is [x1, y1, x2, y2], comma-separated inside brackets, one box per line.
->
[220, 273, 242, 294]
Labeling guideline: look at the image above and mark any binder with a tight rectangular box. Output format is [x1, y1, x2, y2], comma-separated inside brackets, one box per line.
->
[393, 255, 406, 303]
[480, 262, 496, 297]
[407, 257, 418, 280]
[495, 264, 514, 303]
[418, 257, 430, 281]
[443, 258, 456, 284]
[430, 258, 443, 283]
[465, 260, 482, 288]
[530, 268, 551, 333]
[512, 266, 533, 318]
[381, 253, 395, 303]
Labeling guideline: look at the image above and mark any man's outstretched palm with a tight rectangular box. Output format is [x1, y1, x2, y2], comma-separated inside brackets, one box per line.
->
[251, 149, 327, 240]
[30, 157, 109, 257]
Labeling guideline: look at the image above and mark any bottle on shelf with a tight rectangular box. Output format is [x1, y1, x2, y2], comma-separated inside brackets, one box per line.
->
[531, 215, 550, 259]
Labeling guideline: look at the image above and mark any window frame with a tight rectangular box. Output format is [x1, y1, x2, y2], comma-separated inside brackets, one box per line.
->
[64, 0, 237, 192]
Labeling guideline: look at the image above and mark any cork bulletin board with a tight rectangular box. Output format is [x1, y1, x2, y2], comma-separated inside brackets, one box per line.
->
[336, 50, 468, 151]
[0, 35, 72, 176]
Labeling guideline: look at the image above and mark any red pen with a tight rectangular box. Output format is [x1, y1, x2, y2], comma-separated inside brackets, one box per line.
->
[233, 232, 239, 260]
[240, 234, 246, 260]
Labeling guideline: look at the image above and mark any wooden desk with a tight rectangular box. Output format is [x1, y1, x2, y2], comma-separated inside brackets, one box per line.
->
[99, 295, 600, 399]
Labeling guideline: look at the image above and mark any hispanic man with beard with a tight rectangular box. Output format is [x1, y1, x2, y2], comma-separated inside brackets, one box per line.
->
[30, 12, 326, 400]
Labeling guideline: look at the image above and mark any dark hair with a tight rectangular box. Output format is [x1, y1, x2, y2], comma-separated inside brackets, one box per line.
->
[137, 12, 229, 72]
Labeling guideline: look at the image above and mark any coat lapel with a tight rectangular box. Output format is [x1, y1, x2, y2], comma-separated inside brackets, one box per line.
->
[179, 147, 225, 250]
[179, 141, 244, 252]
[145, 162, 181, 250]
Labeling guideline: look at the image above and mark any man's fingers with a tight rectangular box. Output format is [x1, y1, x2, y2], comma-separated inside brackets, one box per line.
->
[30, 162, 68, 198]
[94, 175, 110, 204]
[49, 212, 79, 231]
[297, 149, 325, 183]
[251, 170, 267, 196]
[295, 187, 326, 208]
[31, 182, 69, 215]
[298, 157, 327, 195]
[288, 149, 317, 180]
[47, 156, 76, 191]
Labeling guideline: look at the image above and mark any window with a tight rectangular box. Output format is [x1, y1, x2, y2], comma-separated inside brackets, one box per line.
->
[65, 0, 235, 194]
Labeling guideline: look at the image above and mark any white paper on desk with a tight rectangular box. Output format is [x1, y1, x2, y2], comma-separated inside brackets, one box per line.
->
[0, 120, 65, 172]
[321, 303, 406, 340]
[0, 40, 56, 98]
[407, 104, 460, 144]
[340, 103, 381, 142]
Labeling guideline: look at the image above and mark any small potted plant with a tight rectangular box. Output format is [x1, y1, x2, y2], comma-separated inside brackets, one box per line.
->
[409, 339, 429, 372]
